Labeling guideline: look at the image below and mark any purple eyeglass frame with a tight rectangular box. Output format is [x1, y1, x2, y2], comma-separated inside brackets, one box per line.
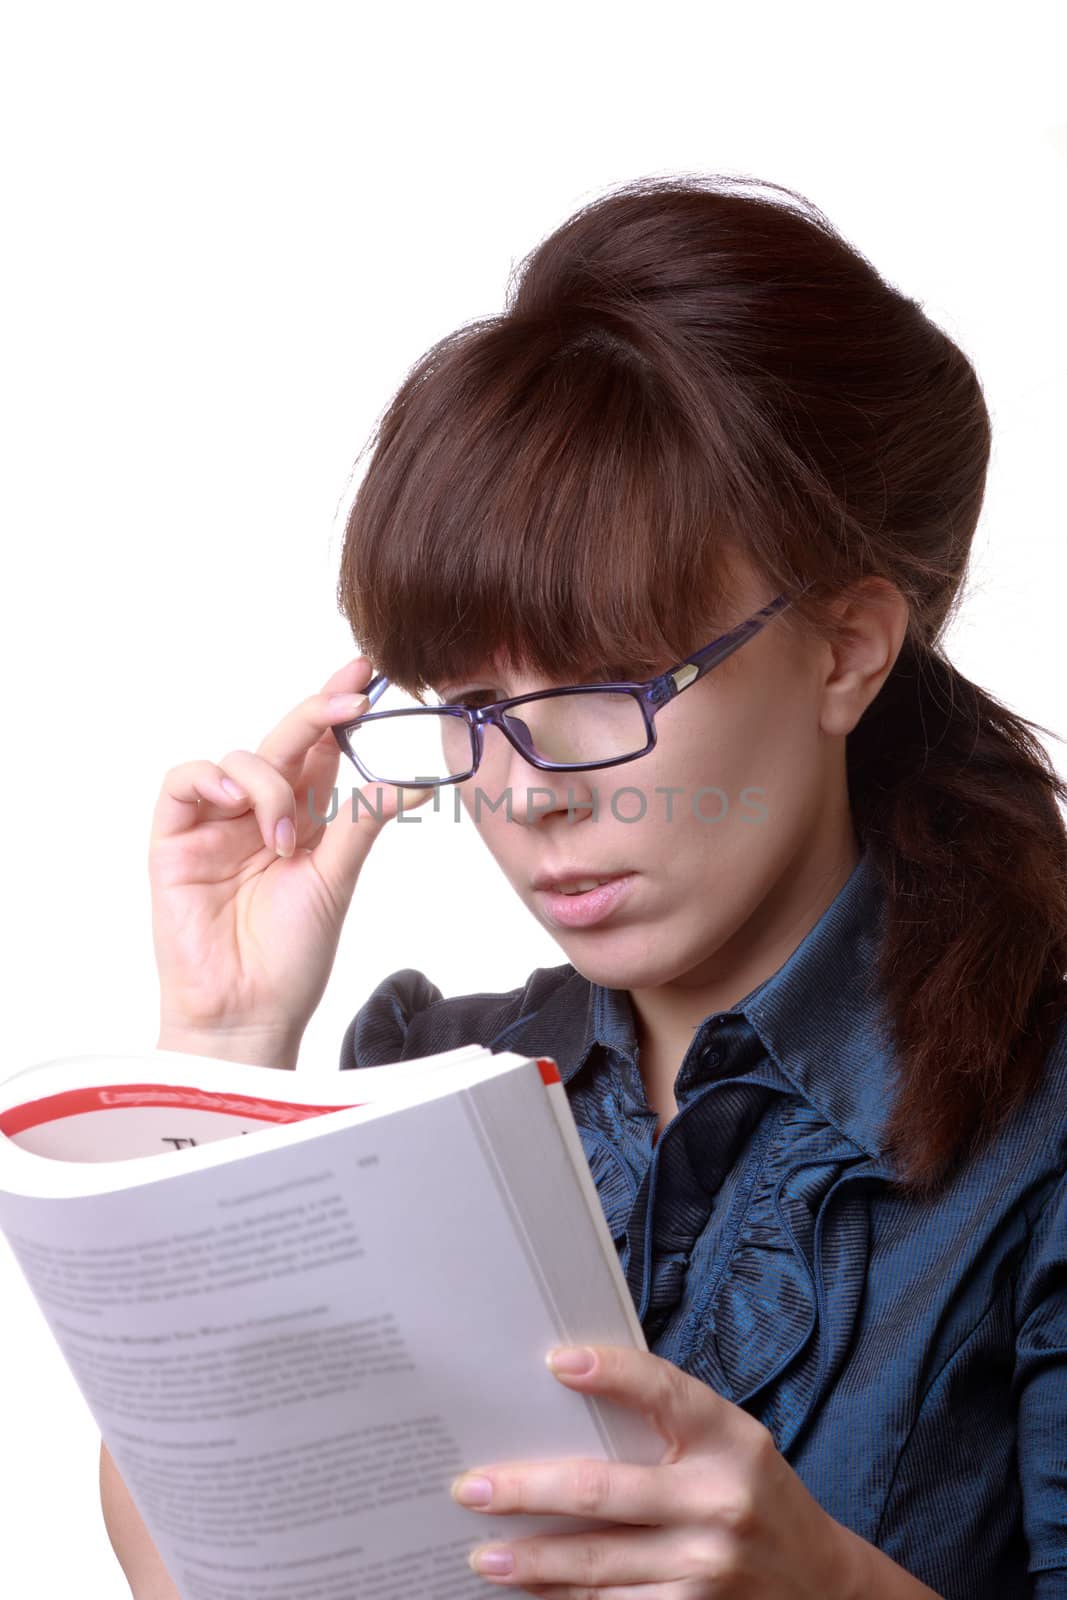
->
[331, 586, 810, 788]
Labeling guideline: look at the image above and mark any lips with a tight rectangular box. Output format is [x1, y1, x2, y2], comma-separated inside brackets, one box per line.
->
[531, 868, 631, 893]
[535, 872, 637, 929]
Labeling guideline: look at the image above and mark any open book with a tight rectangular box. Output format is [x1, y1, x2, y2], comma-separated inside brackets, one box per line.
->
[0, 1042, 660, 1600]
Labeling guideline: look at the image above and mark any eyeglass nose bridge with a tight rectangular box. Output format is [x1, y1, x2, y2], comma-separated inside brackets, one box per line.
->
[467, 701, 541, 773]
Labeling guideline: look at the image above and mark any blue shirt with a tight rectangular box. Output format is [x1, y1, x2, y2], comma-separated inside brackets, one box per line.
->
[341, 848, 1067, 1599]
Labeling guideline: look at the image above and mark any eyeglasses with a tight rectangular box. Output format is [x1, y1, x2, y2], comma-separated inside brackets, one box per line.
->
[331, 588, 808, 788]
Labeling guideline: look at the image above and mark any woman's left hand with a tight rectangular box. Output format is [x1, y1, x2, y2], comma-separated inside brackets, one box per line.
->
[449, 1343, 864, 1598]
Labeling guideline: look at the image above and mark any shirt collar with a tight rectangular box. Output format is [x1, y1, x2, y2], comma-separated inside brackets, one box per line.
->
[501, 847, 896, 1161]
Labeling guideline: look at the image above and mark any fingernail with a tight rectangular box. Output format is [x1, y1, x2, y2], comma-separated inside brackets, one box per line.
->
[327, 693, 368, 716]
[546, 1345, 595, 1375]
[274, 817, 296, 857]
[219, 778, 247, 801]
[451, 1474, 493, 1507]
[469, 1547, 514, 1576]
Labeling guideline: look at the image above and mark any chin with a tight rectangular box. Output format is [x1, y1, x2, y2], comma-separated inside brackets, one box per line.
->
[554, 932, 681, 991]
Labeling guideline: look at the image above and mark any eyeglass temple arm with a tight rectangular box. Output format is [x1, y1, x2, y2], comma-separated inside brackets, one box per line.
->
[328, 670, 392, 754]
[337, 585, 811, 727]
[647, 589, 808, 709]
[360, 672, 391, 707]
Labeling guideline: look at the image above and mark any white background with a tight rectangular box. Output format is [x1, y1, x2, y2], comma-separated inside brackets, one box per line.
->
[1, 2, 1064, 1594]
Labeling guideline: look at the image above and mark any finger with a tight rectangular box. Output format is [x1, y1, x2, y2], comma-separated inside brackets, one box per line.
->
[544, 1345, 731, 1459]
[150, 760, 255, 845]
[256, 658, 376, 777]
[467, 1525, 688, 1591]
[255, 687, 369, 784]
[308, 779, 436, 907]
[290, 755, 345, 860]
[213, 750, 299, 857]
[318, 654, 376, 699]
[452, 1455, 685, 1528]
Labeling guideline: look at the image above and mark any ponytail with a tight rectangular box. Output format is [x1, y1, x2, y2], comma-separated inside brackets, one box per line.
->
[849, 635, 1067, 1196]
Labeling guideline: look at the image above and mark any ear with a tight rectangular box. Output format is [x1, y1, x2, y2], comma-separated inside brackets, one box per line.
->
[818, 579, 910, 739]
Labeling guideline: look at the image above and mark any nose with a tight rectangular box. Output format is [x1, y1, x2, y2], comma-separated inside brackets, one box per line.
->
[475, 722, 598, 827]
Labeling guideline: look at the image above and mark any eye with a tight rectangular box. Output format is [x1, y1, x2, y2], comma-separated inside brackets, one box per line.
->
[440, 688, 495, 709]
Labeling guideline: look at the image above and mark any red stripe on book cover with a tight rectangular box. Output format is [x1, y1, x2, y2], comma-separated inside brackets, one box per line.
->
[1, 1060, 564, 1137]
[0, 1085, 355, 1137]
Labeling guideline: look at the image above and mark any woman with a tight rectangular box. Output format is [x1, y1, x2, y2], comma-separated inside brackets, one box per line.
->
[104, 175, 1067, 1598]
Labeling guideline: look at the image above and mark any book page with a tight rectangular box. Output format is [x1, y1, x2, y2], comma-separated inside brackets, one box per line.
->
[0, 1065, 657, 1599]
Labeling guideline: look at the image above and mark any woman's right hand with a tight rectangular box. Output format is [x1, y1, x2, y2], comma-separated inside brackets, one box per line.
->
[148, 656, 433, 1067]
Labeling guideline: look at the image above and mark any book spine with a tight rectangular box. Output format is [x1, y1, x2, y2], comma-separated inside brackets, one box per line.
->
[535, 1061, 647, 1353]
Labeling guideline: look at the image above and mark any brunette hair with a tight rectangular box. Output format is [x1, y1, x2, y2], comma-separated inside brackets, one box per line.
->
[337, 172, 1067, 1197]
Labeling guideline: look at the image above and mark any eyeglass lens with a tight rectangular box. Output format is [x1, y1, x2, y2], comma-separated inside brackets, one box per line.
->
[346, 689, 650, 784]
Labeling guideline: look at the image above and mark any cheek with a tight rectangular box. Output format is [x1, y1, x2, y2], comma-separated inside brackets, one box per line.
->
[661, 687, 820, 833]
[646, 707, 754, 797]
[725, 694, 826, 833]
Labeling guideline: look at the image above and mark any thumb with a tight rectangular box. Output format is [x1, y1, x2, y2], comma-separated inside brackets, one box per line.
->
[310, 781, 436, 907]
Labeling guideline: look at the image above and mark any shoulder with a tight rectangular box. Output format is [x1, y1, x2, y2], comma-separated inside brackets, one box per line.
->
[338, 961, 578, 1070]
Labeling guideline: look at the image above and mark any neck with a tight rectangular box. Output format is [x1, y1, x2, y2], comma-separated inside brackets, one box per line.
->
[629, 826, 862, 1094]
